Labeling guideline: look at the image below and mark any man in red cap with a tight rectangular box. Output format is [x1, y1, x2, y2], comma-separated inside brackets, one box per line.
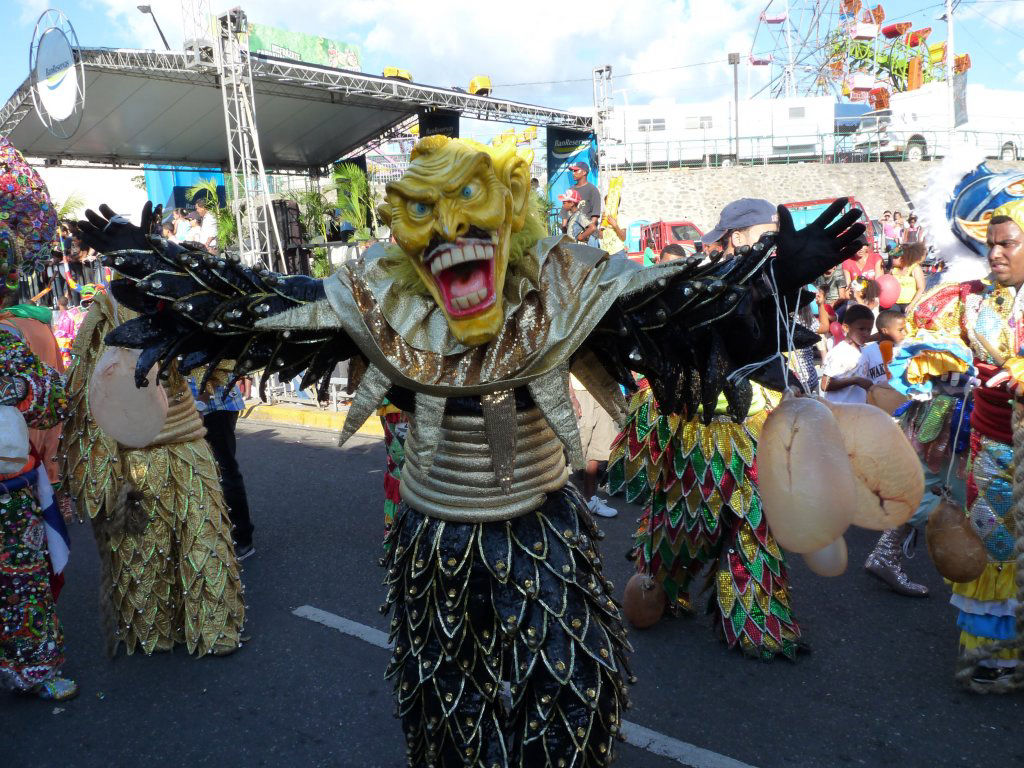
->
[569, 161, 601, 247]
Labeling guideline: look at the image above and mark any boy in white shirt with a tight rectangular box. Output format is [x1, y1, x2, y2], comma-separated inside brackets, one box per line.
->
[821, 303, 888, 404]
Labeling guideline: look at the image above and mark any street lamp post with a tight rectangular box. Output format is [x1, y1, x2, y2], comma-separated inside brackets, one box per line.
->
[137, 5, 171, 51]
[728, 53, 740, 161]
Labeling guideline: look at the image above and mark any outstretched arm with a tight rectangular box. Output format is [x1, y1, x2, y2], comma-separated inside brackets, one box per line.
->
[76, 203, 358, 399]
[583, 199, 864, 421]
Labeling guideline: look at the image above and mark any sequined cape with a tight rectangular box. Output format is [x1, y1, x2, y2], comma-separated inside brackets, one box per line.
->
[608, 381, 801, 660]
[0, 329, 68, 690]
[908, 278, 1021, 668]
[60, 295, 245, 657]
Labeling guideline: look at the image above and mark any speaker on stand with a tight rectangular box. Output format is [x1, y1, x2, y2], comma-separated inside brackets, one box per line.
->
[271, 199, 308, 274]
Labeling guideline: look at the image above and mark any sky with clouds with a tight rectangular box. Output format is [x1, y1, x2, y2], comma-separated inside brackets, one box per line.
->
[5, 0, 1024, 143]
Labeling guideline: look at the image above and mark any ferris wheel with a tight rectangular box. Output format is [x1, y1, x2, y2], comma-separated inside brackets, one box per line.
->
[749, 0, 841, 99]
[749, 1, 971, 105]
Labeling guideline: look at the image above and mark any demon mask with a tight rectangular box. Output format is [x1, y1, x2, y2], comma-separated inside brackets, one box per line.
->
[378, 136, 532, 346]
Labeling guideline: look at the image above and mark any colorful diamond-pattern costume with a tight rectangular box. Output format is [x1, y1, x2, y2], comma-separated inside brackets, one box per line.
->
[608, 381, 802, 660]
[378, 404, 409, 536]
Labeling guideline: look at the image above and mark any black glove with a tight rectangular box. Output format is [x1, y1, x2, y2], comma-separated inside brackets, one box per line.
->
[76, 202, 163, 256]
[773, 198, 865, 294]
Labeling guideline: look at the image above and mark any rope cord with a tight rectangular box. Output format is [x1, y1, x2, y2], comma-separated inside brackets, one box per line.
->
[943, 377, 973, 491]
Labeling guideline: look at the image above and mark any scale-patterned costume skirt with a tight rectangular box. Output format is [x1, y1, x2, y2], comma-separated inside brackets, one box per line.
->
[608, 383, 801, 660]
[61, 297, 246, 657]
[382, 485, 633, 767]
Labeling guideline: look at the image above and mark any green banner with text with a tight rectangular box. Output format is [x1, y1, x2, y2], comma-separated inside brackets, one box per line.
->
[247, 23, 361, 71]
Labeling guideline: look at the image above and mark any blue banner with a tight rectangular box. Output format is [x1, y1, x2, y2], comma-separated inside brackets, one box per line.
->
[143, 166, 226, 213]
[545, 128, 598, 231]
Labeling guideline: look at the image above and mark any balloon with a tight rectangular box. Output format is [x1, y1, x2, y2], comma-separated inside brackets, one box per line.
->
[622, 573, 666, 629]
[830, 320, 845, 344]
[877, 274, 901, 309]
[88, 347, 168, 448]
[866, 382, 909, 414]
[803, 536, 848, 577]
[821, 400, 924, 530]
[926, 495, 988, 582]
[758, 392, 857, 553]
[0, 404, 30, 473]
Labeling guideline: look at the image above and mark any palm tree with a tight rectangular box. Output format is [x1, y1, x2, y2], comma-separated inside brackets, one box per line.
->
[186, 178, 237, 248]
[54, 192, 86, 222]
[331, 162, 375, 239]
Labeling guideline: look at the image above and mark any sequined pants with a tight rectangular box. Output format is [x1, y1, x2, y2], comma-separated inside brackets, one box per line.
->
[0, 485, 64, 690]
[91, 441, 246, 657]
[383, 486, 632, 767]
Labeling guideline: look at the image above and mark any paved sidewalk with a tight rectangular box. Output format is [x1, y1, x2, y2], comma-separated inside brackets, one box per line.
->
[238, 399, 384, 436]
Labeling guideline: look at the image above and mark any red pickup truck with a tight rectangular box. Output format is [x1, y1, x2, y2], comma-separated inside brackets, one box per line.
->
[626, 220, 704, 264]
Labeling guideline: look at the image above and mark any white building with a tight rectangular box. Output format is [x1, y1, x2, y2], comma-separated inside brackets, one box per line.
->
[584, 95, 840, 168]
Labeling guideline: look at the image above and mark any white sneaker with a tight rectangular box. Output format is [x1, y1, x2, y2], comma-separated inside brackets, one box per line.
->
[588, 495, 618, 518]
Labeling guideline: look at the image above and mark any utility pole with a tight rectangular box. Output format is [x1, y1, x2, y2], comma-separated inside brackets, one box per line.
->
[592, 66, 613, 183]
[729, 53, 740, 161]
[944, 0, 955, 141]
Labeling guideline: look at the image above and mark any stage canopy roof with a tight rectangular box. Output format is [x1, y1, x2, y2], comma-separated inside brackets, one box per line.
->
[0, 48, 591, 173]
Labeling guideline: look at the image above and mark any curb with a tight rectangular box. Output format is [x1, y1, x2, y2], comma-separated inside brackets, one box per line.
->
[238, 402, 384, 437]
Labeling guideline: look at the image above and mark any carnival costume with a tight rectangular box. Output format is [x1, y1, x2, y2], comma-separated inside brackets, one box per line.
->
[76, 136, 863, 765]
[0, 135, 75, 701]
[0, 330, 70, 695]
[608, 380, 802, 659]
[60, 293, 246, 657]
[907, 271, 1024, 685]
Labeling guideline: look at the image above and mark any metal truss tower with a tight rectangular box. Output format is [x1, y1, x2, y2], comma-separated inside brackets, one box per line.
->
[592, 65, 613, 178]
[181, 0, 212, 57]
[213, 7, 281, 268]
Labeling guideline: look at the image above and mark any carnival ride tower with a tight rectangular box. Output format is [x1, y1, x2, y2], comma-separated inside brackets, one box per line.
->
[749, 0, 839, 98]
[750, 1, 971, 108]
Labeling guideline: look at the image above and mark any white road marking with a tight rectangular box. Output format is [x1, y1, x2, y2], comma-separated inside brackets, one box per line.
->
[292, 605, 759, 768]
[293, 604, 391, 649]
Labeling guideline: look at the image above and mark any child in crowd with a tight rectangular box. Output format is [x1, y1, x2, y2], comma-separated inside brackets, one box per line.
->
[821, 303, 889, 404]
[872, 308, 907, 346]
[851, 277, 881, 317]
[890, 243, 926, 311]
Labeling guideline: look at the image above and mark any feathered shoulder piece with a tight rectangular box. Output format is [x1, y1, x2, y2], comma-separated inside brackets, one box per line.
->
[76, 203, 357, 399]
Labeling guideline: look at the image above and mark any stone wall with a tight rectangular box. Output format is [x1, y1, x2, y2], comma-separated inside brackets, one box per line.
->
[615, 159, 1024, 233]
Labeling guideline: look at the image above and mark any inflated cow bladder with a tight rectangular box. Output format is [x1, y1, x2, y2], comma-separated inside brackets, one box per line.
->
[88, 346, 168, 448]
[926, 494, 988, 583]
[821, 400, 924, 530]
[758, 391, 858, 553]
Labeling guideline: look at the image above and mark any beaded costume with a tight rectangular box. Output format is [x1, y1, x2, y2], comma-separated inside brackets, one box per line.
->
[909, 278, 1023, 677]
[76, 136, 862, 765]
[60, 293, 245, 657]
[608, 381, 801, 659]
[0, 330, 68, 691]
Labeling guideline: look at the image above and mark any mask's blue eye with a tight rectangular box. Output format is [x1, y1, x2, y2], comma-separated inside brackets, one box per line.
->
[410, 201, 431, 216]
[461, 184, 475, 199]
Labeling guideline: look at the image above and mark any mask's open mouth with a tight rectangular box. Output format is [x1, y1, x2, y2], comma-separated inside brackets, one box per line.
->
[425, 236, 497, 318]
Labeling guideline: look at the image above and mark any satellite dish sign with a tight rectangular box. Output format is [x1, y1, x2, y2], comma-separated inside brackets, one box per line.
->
[30, 9, 85, 139]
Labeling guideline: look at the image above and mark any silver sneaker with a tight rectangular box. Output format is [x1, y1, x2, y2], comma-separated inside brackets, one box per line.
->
[864, 526, 928, 597]
[588, 495, 618, 518]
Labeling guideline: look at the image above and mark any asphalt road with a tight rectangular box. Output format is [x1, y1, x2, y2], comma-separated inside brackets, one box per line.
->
[3, 420, 1022, 768]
